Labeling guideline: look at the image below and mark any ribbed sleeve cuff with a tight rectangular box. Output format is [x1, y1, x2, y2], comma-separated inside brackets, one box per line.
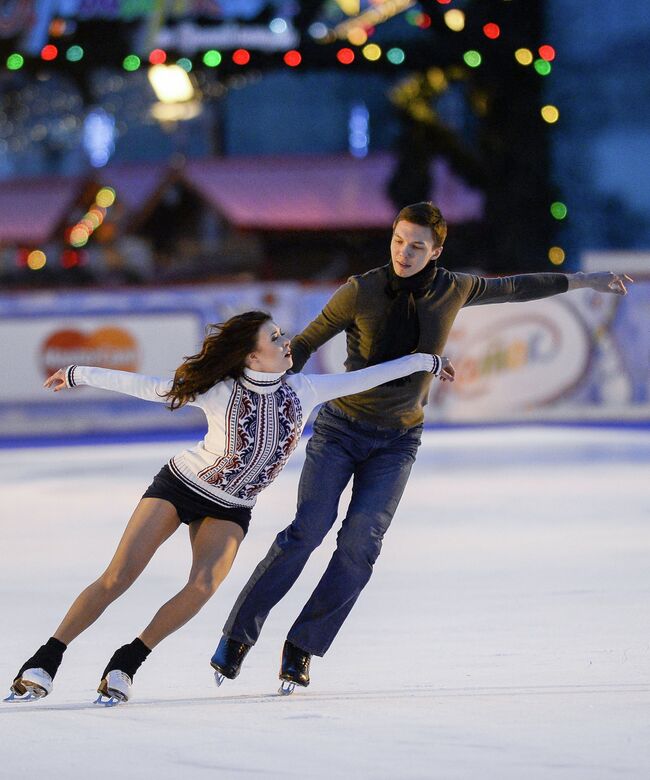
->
[430, 354, 442, 376]
[64, 365, 78, 388]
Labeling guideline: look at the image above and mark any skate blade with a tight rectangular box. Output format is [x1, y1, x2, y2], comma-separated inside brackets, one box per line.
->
[4, 679, 48, 702]
[278, 681, 296, 696]
[95, 678, 128, 706]
[93, 693, 124, 707]
[4, 689, 45, 703]
[214, 671, 225, 688]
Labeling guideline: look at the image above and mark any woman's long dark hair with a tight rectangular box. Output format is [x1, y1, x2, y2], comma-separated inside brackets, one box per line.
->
[164, 310, 272, 410]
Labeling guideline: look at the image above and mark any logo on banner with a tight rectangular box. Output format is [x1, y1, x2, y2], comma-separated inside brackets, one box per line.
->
[41, 327, 139, 376]
[437, 300, 591, 415]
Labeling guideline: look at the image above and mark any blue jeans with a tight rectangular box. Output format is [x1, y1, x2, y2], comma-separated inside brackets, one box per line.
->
[223, 403, 423, 656]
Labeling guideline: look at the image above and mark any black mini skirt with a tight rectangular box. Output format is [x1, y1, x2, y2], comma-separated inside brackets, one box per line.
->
[142, 464, 252, 535]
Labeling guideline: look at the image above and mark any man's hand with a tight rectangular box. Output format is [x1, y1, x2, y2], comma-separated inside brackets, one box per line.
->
[440, 357, 455, 382]
[568, 271, 633, 295]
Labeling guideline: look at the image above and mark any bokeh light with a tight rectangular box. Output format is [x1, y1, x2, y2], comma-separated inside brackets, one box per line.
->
[70, 226, 90, 247]
[550, 202, 568, 220]
[96, 187, 116, 208]
[515, 48, 534, 66]
[66, 45, 84, 62]
[483, 23, 500, 40]
[534, 59, 552, 76]
[149, 49, 167, 65]
[122, 55, 141, 72]
[284, 50, 302, 67]
[337, 48, 355, 65]
[541, 105, 560, 123]
[362, 44, 382, 62]
[203, 50, 222, 67]
[269, 18, 288, 34]
[444, 10, 465, 32]
[347, 28, 368, 46]
[41, 45, 58, 61]
[177, 58, 192, 72]
[232, 49, 251, 65]
[463, 50, 482, 68]
[27, 250, 47, 271]
[548, 246, 566, 265]
[539, 45, 556, 61]
[387, 48, 405, 65]
[308, 22, 328, 40]
[7, 53, 24, 70]
[49, 18, 67, 37]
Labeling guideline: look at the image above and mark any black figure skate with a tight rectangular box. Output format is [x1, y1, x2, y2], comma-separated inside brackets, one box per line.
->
[278, 640, 311, 696]
[210, 636, 252, 687]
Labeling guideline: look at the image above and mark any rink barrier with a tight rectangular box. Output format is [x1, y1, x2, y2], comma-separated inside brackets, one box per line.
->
[1, 419, 648, 451]
[1, 281, 648, 441]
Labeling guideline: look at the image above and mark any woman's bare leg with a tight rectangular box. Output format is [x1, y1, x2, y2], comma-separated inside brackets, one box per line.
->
[139, 517, 244, 649]
[53, 498, 180, 646]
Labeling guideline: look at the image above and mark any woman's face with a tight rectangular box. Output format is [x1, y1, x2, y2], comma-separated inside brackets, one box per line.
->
[246, 320, 293, 373]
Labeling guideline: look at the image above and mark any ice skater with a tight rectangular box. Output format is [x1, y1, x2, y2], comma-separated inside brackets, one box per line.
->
[7, 310, 453, 704]
[212, 202, 633, 694]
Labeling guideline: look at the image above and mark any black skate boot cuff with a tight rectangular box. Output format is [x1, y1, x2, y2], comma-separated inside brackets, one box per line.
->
[101, 638, 152, 681]
[15, 636, 67, 682]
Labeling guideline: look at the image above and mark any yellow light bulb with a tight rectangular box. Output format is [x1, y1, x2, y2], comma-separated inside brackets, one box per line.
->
[362, 43, 381, 62]
[27, 250, 47, 270]
[515, 48, 533, 66]
[96, 187, 116, 208]
[541, 105, 560, 123]
[444, 9, 465, 32]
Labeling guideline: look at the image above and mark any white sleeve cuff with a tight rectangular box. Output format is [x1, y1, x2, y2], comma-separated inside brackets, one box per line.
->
[64, 365, 78, 388]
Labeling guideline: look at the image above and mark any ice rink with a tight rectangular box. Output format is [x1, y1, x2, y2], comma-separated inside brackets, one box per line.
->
[1, 426, 648, 779]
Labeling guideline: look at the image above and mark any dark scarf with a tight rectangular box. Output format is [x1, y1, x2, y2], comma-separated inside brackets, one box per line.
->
[366, 261, 438, 369]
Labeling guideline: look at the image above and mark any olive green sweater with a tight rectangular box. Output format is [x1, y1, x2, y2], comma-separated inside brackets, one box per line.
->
[290, 265, 569, 429]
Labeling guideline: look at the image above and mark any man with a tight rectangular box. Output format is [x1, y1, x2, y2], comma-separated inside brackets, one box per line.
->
[211, 202, 632, 691]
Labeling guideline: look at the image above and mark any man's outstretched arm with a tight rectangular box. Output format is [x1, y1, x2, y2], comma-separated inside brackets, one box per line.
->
[463, 270, 633, 306]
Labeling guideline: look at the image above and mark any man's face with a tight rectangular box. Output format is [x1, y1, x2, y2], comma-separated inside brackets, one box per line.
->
[390, 220, 442, 278]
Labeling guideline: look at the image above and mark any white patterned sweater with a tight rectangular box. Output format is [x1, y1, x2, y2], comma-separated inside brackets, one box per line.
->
[65, 353, 439, 509]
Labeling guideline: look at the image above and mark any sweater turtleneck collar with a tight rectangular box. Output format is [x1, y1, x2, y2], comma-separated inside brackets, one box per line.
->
[240, 367, 284, 394]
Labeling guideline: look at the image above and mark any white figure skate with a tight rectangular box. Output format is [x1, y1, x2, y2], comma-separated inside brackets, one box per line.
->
[4, 668, 53, 702]
[94, 670, 132, 707]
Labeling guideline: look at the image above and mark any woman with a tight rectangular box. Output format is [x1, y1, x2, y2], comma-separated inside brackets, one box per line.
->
[8, 311, 453, 705]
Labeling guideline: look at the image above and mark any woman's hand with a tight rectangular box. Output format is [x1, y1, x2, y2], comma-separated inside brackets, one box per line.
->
[43, 369, 68, 392]
[439, 357, 455, 382]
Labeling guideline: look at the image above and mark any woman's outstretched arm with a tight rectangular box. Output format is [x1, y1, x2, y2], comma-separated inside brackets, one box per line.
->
[44, 365, 179, 405]
[295, 352, 454, 406]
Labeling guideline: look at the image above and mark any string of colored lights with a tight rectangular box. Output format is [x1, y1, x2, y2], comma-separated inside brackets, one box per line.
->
[3, 1, 568, 267]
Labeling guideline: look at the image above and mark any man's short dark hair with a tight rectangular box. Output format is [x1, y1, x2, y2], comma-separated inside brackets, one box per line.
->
[393, 202, 447, 248]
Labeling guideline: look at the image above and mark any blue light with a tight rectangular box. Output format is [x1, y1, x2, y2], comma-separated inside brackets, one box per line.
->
[269, 18, 288, 34]
[349, 101, 369, 159]
[83, 108, 116, 168]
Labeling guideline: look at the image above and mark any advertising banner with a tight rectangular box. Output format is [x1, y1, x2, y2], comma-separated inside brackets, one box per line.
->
[1, 313, 200, 402]
[0, 280, 647, 440]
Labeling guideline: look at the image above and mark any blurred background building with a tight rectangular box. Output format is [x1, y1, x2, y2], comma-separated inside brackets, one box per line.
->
[1, 0, 646, 288]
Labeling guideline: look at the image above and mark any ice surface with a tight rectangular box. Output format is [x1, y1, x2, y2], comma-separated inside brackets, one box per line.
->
[1, 427, 648, 779]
